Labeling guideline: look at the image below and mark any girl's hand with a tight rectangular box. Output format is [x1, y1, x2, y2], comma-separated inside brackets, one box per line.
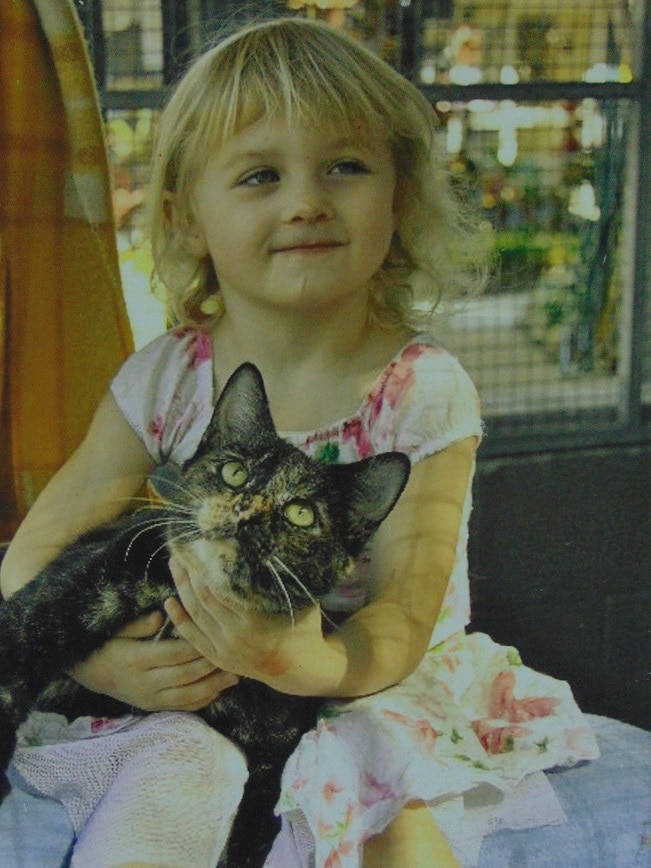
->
[165, 558, 329, 691]
[70, 610, 239, 712]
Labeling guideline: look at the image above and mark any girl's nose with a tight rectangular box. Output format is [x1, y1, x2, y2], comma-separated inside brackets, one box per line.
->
[281, 179, 334, 223]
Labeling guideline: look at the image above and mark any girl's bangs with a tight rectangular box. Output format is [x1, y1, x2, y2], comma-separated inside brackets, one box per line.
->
[199, 29, 394, 153]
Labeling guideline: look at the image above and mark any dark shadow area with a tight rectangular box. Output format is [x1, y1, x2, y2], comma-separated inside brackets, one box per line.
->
[469, 444, 651, 730]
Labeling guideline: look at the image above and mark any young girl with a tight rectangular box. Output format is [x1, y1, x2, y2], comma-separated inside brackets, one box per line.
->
[0, 18, 599, 868]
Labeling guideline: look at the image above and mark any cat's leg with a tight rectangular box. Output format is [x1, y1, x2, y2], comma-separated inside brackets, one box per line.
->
[223, 761, 284, 868]
[0, 676, 34, 797]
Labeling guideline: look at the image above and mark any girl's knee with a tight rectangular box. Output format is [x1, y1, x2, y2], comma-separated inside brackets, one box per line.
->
[363, 803, 460, 868]
[71, 715, 248, 868]
[139, 712, 249, 786]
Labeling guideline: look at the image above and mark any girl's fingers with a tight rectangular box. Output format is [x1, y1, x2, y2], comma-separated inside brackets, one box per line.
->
[117, 610, 166, 638]
[169, 560, 205, 620]
[152, 653, 220, 688]
[164, 597, 222, 664]
[156, 669, 239, 711]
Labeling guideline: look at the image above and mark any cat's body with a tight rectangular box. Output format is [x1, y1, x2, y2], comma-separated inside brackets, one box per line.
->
[0, 363, 410, 868]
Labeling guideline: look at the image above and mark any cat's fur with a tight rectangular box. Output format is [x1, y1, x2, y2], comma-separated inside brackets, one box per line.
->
[0, 363, 410, 867]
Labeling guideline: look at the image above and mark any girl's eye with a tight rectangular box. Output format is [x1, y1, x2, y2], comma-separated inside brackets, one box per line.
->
[329, 160, 369, 176]
[240, 168, 279, 187]
[284, 500, 316, 528]
[221, 461, 248, 488]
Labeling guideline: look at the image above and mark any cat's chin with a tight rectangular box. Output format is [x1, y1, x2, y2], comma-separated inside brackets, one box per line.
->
[168, 538, 246, 606]
[168, 539, 296, 617]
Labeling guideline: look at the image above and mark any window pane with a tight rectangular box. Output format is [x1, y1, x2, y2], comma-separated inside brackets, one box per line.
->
[439, 98, 633, 428]
[103, 0, 164, 90]
[98, 1, 648, 436]
[107, 109, 166, 348]
[418, 1, 637, 85]
[263, 1, 637, 84]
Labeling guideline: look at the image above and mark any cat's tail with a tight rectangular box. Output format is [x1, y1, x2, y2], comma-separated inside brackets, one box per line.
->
[0, 599, 53, 802]
[0, 680, 29, 801]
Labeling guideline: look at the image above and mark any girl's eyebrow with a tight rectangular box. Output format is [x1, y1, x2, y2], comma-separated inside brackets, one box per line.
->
[324, 135, 380, 154]
[224, 137, 378, 166]
[223, 149, 282, 168]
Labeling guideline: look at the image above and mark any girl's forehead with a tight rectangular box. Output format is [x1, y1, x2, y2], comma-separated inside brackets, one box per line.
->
[210, 115, 391, 164]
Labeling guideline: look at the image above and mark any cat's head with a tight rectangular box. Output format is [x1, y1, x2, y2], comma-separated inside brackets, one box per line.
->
[167, 364, 410, 615]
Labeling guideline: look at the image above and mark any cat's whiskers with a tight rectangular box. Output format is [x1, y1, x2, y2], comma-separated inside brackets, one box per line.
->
[269, 555, 339, 632]
[143, 534, 186, 579]
[122, 516, 194, 563]
[148, 476, 205, 510]
[163, 527, 205, 555]
[98, 496, 195, 517]
[152, 614, 174, 641]
[265, 560, 296, 628]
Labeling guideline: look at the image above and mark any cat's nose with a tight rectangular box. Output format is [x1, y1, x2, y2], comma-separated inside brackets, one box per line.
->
[234, 494, 267, 523]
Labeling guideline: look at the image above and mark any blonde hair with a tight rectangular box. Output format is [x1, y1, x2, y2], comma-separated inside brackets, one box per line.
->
[147, 17, 490, 328]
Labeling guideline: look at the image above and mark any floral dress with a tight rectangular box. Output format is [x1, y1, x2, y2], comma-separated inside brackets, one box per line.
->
[12, 327, 599, 868]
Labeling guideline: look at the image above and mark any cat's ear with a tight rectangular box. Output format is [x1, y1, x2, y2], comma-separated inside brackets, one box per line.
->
[204, 363, 278, 453]
[333, 453, 411, 547]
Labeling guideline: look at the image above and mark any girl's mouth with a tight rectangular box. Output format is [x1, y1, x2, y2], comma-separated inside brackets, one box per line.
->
[273, 242, 344, 254]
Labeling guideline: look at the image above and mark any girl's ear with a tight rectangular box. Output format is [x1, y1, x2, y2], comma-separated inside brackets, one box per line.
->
[164, 192, 210, 259]
[182, 226, 210, 260]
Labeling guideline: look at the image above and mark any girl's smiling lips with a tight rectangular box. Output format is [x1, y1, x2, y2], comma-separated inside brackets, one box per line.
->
[271, 241, 346, 254]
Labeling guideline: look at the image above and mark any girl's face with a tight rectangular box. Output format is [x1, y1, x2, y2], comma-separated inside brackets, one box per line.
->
[188, 115, 397, 317]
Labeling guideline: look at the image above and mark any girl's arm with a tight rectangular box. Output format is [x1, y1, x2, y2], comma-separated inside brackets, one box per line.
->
[1, 391, 153, 597]
[167, 436, 477, 698]
[1, 392, 237, 711]
[328, 435, 477, 696]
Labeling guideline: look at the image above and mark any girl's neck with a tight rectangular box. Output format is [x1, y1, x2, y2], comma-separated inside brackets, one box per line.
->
[212, 292, 371, 380]
[210, 294, 408, 431]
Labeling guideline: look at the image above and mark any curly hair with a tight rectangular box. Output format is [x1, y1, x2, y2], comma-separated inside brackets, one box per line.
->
[146, 17, 490, 329]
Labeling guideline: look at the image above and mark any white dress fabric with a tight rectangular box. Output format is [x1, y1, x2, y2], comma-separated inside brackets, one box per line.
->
[10, 327, 599, 867]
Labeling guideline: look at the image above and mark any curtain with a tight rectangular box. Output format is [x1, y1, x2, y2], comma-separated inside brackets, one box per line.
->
[0, 0, 133, 537]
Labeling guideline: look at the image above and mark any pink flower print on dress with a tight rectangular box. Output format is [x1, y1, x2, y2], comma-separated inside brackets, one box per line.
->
[288, 776, 309, 793]
[90, 718, 122, 735]
[438, 649, 463, 674]
[324, 839, 354, 868]
[174, 327, 212, 370]
[317, 802, 355, 841]
[342, 418, 373, 459]
[489, 670, 561, 723]
[323, 780, 344, 803]
[471, 719, 532, 754]
[148, 415, 165, 445]
[361, 773, 396, 808]
[413, 690, 451, 722]
[565, 726, 601, 760]
[381, 359, 415, 411]
[382, 710, 440, 752]
[368, 346, 421, 424]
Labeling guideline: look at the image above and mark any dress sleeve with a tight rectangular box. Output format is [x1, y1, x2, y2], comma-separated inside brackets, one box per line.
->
[109, 327, 214, 465]
[369, 342, 483, 463]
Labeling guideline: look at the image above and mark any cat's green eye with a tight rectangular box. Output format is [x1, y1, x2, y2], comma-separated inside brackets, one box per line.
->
[221, 461, 248, 488]
[284, 500, 316, 528]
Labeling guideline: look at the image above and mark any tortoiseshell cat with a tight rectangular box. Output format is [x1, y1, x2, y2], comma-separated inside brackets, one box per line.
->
[0, 363, 410, 867]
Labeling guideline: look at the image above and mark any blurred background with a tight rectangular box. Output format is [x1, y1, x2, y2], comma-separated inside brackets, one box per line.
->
[77, 0, 650, 457]
[3, 0, 650, 727]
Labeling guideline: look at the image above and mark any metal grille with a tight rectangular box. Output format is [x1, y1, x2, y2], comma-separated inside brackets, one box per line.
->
[102, 0, 164, 89]
[417, 1, 635, 86]
[75, 0, 651, 454]
[438, 96, 634, 440]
